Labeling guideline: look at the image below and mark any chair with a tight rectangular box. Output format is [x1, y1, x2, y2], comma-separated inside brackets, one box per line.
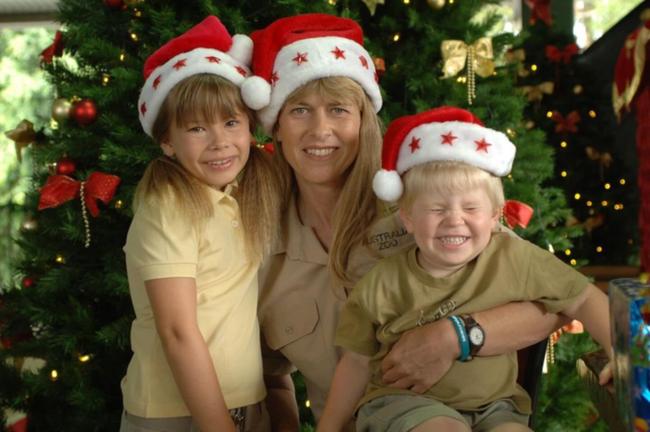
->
[517, 339, 549, 422]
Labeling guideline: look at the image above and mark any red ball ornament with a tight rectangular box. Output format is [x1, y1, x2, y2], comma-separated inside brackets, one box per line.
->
[72, 99, 98, 126]
[104, 0, 125, 9]
[56, 157, 76, 176]
[22, 277, 35, 288]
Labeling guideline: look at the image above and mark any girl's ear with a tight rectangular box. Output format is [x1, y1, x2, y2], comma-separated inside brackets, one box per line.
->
[160, 138, 174, 157]
[399, 207, 414, 234]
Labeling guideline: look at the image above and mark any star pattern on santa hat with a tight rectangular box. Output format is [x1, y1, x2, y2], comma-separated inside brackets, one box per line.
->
[409, 136, 421, 153]
[331, 46, 346, 59]
[140, 102, 147, 115]
[292, 52, 308, 65]
[173, 59, 187, 70]
[205, 56, 221, 64]
[153, 75, 162, 90]
[235, 65, 248, 77]
[359, 55, 369, 69]
[441, 131, 457, 145]
[270, 71, 279, 86]
[475, 138, 491, 153]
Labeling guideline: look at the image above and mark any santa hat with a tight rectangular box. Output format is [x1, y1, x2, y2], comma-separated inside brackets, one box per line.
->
[241, 13, 382, 133]
[138, 15, 253, 137]
[373, 106, 516, 202]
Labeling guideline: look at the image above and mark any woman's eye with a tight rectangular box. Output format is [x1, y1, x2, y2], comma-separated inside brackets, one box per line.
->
[291, 107, 308, 115]
[332, 107, 348, 114]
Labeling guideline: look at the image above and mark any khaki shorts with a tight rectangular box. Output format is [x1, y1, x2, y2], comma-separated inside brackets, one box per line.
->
[356, 395, 529, 432]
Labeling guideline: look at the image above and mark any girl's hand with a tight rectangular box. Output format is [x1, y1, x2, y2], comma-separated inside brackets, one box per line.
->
[598, 361, 613, 385]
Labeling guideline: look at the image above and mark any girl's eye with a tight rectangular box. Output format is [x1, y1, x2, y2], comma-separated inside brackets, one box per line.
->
[225, 119, 239, 127]
[187, 126, 204, 133]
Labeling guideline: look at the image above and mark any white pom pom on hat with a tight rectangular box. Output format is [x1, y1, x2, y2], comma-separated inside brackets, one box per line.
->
[241, 76, 271, 110]
[373, 106, 517, 202]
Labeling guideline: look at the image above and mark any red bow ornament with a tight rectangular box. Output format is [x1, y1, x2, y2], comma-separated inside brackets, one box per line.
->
[551, 110, 581, 133]
[524, 0, 552, 26]
[545, 43, 579, 64]
[40, 31, 64, 64]
[503, 200, 534, 229]
[38, 172, 120, 216]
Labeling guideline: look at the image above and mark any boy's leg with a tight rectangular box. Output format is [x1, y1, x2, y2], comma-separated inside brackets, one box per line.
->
[486, 423, 532, 432]
[465, 400, 530, 432]
[356, 394, 470, 432]
[410, 416, 470, 432]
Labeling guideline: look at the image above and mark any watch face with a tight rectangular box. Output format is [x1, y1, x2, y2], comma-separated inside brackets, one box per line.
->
[469, 327, 484, 345]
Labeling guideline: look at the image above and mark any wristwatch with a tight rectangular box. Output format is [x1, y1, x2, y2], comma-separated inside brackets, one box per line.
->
[461, 314, 485, 360]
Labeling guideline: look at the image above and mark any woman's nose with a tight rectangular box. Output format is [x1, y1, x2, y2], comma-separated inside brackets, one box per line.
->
[310, 110, 333, 138]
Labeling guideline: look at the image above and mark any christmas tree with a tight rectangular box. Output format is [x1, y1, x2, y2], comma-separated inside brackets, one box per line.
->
[0, 0, 583, 430]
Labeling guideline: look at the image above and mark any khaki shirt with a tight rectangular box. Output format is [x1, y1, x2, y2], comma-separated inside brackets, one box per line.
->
[122, 185, 265, 417]
[336, 233, 589, 414]
[257, 197, 412, 421]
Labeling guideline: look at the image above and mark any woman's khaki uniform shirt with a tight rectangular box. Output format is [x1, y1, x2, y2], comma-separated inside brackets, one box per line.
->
[257, 197, 412, 421]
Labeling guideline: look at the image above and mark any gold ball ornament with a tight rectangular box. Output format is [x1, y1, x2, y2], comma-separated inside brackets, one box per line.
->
[427, 0, 446, 9]
[52, 98, 72, 122]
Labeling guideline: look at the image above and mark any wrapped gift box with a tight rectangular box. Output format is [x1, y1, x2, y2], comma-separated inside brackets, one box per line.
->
[610, 278, 650, 431]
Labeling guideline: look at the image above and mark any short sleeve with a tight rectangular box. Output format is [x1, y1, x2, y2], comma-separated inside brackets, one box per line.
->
[125, 199, 199, 281]
[335, 280, 379, 357]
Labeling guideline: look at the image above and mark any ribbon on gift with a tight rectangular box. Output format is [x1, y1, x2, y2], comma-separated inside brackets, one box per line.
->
[520, 81, 554, 101]
[524, 0, 552, 26]
[502, 200, 534, 229]
[441, 37, 494, 105]
[38, 172, 120, 217]
[545, 43, 579, 64]
[551, 110, 581, 133]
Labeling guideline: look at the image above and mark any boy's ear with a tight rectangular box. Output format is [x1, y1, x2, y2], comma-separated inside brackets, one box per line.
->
[399, 207, 414, 233]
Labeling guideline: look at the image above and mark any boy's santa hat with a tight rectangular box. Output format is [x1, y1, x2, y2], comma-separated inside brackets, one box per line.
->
[373, 106, 516, 202]
[138, 15, 253, 137]
[241, 13, 382, 133]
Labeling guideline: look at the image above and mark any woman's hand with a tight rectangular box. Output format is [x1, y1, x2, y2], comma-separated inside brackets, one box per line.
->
[380, 318, 458, 393]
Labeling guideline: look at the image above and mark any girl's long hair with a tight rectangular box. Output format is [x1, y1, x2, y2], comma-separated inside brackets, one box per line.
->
[272, 77, 383, 286]
[135, 74, 281, 260]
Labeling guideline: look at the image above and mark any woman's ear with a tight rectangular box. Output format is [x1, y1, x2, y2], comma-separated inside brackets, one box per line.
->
[399, 207, 414, 234]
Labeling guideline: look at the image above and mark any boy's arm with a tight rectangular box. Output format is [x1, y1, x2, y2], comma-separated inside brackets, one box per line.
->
[263, 373, 300, 431]
[317, 351, 370, 432]
[382, 301, 568, 391]
[146, 277, 236, 432]
[561, 283, 613, 384]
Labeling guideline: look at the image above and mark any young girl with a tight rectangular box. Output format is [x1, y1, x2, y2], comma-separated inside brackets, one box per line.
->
[120, 16, 280, 432]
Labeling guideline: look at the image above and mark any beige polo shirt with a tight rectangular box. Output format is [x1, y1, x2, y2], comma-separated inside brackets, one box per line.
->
[122, 184, 265, 417]
[257, 197, 412, 420]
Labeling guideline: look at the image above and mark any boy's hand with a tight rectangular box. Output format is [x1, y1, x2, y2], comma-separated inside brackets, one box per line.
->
[598, 360, 613, 386]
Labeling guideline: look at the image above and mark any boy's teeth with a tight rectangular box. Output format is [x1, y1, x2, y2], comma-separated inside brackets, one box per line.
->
[440, 236, 467, 245]
[306, 148, 334, 156]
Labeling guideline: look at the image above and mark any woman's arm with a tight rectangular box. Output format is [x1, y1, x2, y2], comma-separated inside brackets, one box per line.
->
[146, 277, 236, 432]
[317, 351, 370, 432]
[264, 373, 300, 431]
[381, 301, 569, 391]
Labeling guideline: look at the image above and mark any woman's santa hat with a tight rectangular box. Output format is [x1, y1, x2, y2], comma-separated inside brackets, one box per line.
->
[138, 15, 253, 137]
[241, 13, 382, 133]
[373, 106, 516, 202]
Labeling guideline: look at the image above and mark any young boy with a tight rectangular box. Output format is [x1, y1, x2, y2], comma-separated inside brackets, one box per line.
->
[317, 107, 613, 432]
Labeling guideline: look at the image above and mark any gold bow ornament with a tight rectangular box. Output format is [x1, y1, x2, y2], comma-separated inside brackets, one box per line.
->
[5, 119, 37, 162]
[441, 37, 495, 105]
[520, 81, 554, 102]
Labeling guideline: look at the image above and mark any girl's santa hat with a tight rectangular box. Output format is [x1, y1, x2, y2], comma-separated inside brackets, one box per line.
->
[373, 106, 516, 202]
[241, 13, 383, 133]
[138, 15, 253, 137]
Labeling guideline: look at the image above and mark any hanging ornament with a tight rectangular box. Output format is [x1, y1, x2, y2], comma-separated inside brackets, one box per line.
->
[361, 0, 384, 15]
[545, 43, 579, 64]
[22, 277, 35, 289]
[5, 119, 37, 162]
[524, 0, 552, 26]
[52, 98, 72, 122]
[441, 38, 494, 105]
[55, 157, 76, 176]
[373, 57, 386, 79]
[71, 99, 98, 126]
[40, 31, 64, 64]
[38, 172, 121, 247]
[103, 0, 125, 8]
[427, 0, 446, 10]
[551, 110, 581, 133]
[519, 81, 554, 102]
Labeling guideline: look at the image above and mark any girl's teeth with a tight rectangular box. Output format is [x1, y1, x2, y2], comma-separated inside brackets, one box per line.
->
[440, 236, 467, 245]
[306, 148, 335, 156]
[208, 159, 230, 166]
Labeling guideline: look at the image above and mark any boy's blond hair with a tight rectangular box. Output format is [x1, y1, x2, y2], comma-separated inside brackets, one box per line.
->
[135, 73, 281, 260]
[398, 161, 504, 215]
[272, 76, 383, 286]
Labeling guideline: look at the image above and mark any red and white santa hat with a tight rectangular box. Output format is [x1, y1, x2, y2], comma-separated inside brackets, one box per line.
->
[138, 15, 253, 137]
[241, 13, 382, 133]
[373, 106, 516, 202]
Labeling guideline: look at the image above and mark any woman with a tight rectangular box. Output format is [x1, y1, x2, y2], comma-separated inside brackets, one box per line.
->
[241, 13, 566, 430]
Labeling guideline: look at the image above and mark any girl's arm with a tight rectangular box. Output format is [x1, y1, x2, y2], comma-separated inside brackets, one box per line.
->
[381, 301, 568, 391]
[146, 277, 236, 432]
[317, 351, 370, 432]
[561, 283, 613, 384]
[263, 373, 300, 431]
